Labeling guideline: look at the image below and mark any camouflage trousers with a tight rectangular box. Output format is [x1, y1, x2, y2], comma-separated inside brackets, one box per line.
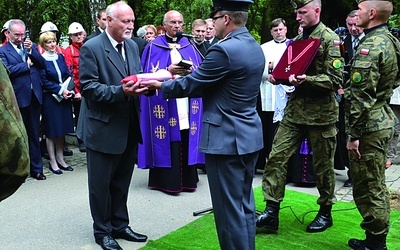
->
[262, 118, 337, 205]
[350, 128, 392, 235]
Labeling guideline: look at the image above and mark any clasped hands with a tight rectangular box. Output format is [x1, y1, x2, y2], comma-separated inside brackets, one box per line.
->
[122, 78, 162, 95]
[62, 89, 74, 99]
[123, 62, 190, 93]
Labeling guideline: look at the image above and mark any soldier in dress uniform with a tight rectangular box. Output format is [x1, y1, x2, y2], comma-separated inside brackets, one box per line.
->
[256, 0, 343, 233]
[0, 60, 29, 202]
[345, 0, 400, 249]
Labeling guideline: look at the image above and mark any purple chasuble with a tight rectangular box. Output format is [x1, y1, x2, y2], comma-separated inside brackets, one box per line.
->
[138, 35, 205, 168]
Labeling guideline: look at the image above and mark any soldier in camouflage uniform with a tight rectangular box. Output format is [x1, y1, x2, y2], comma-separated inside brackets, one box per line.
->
[0, 60, 29, 202]
[256, 0, 343, 233]
[345, 1, 400, 249]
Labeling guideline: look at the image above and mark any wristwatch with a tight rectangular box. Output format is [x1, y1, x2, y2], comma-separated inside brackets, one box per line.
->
[347, 134, 359, 142]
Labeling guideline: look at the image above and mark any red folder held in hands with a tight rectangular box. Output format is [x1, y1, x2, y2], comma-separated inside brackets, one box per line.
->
[121, 69, 173, 84]
[271, 38, 321, 82]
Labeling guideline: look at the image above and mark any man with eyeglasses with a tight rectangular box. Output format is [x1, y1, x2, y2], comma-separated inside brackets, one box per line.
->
[0, 19, 47, 181]
[140, 1, 264, 249]
[77, 1, 148, 249]
[138, 10, 204, 195]
[191, 19, 210, 57]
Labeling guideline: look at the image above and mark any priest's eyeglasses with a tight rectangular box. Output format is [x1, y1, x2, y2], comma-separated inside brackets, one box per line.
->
[168, 21, 183, 26]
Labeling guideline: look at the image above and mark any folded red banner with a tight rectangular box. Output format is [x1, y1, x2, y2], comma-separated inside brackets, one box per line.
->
[271, 38, 321, 82]
[121, 69, 173, 84]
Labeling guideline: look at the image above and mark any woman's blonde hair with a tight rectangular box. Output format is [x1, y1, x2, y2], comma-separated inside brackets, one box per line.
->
[39, 31, 57, 49]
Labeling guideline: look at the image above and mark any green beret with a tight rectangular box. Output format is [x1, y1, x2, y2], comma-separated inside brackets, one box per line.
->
[290, 0, 314, 9]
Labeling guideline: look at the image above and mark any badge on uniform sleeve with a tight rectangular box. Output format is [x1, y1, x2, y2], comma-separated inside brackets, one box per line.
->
[360, 49, 369, 55]
[352, 72, 362, 83]
[333, 40, 341, 46]
[333, 59, 342, 69]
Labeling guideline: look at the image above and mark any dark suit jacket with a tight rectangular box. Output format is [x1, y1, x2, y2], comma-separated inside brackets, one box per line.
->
[131, 36, 147, 56]
[161, 27, 265, 155]
[85, 28, 102, 42]
[207, 36, 219, 46]
[77, 32, 142, 154]
[193, 40, 210, 58]
[0, 42, 46, 108]
[344, 34, 354, 63]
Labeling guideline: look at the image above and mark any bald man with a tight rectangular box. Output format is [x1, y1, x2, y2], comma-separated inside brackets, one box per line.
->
[345, 0, 400, 249]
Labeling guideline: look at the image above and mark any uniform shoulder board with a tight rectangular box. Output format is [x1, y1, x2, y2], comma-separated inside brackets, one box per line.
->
[218, 36, 232, 44]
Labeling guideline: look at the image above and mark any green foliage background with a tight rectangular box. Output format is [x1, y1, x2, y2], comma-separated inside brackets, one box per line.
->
[0, 0, 399, 43]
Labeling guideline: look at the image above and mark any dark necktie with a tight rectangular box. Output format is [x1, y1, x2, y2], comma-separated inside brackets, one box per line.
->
[116, 43, 124, 61]
[116, 43, 129, 74]
[352, 38, 359, 52]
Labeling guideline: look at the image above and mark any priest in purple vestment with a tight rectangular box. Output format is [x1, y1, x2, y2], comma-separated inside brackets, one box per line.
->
[138, 10, 204, 194]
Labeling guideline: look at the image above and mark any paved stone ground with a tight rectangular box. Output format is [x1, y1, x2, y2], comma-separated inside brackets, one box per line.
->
[333, 163, 400, 202]
[0, 137, 399, 250]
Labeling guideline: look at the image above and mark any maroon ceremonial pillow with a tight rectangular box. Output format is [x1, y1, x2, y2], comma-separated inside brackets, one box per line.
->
[271, 38, 321, 82]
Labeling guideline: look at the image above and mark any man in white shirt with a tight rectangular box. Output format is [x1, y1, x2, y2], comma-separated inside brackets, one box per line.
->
[86, 8, 107, 41]
[205, 18, 219, 45]
[256, 18, 294, 171]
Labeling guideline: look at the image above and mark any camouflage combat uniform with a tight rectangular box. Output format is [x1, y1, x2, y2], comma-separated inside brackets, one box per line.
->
[345, 24, 400, 235]
[262, 22, 343, 206]
[0, 61, 29, 202]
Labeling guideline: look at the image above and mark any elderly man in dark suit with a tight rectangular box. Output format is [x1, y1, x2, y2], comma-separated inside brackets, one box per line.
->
[77, 2, 149, 250]
[205, 18, 219, 45]
[335, 10, 364, 188]
[344, 10, 364, 63]
[0, 19, 47, 180]
[141, 0, 264, 249]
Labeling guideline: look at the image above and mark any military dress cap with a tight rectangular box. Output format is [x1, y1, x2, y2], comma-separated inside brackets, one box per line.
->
[290, 0, 314, 9]
[210, 0, 254, 17]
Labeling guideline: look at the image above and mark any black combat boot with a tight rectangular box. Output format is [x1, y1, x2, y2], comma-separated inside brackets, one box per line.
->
[255, 201, 280, 232]
[306, 205, 333, 233]
[348, 231, 387, 250]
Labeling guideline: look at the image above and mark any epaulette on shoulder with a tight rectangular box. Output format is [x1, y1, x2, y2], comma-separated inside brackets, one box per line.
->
[218, 36, 232, 44]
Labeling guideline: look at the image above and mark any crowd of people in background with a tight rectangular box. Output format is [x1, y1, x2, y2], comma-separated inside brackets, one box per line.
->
[0, 7, 221, 187]
[0, 0, 399, 250]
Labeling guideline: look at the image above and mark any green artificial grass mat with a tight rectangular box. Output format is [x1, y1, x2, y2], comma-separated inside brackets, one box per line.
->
[140, 187, 400, 250]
